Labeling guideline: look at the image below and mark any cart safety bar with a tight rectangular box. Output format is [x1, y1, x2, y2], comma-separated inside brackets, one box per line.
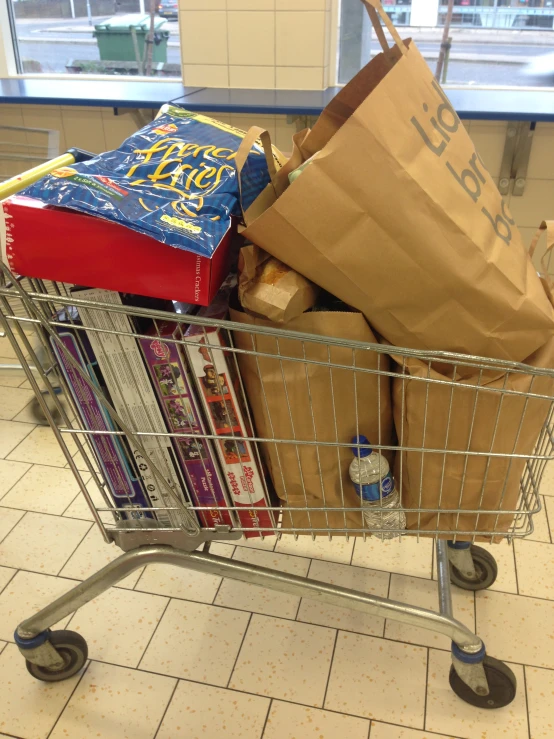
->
[0, 148, 95, 201]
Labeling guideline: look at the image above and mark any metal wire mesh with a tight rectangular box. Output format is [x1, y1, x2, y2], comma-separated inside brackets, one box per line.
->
[1, 261, 553, 546]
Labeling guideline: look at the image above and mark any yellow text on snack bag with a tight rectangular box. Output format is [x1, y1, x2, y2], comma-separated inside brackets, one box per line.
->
[160, 214, 202, 233]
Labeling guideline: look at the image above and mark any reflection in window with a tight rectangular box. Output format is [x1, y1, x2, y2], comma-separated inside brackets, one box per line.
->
[339, 0, 554, 87]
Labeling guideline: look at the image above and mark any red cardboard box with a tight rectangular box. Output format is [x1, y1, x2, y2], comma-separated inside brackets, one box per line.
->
[0, 196, 233, 306]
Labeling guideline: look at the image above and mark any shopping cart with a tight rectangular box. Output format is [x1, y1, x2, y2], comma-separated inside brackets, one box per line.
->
[2, 159, 553, 712]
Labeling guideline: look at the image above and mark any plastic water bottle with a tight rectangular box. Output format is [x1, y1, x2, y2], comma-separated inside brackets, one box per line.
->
[349, 435, 406, 539]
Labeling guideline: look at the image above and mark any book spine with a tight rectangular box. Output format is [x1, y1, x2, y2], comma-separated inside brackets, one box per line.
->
[184, 328, 275, 536]
[51, 328, 154, 521]
[139, 334, 234, 530]
[76, 289, 191, 528]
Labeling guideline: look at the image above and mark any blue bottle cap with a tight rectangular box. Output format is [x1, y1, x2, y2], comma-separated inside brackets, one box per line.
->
[351, 435, 372, 458]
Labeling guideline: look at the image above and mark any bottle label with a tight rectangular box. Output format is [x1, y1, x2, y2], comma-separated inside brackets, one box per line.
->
[354, 474, 394, 502]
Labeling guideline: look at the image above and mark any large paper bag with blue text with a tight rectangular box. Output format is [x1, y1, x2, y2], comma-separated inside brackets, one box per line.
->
[240, 0, 554, 368]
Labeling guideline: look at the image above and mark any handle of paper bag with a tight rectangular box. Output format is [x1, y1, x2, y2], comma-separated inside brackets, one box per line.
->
[529, 220, 554, 300]
[361, 0, 408, 56]
[235, 125, 277, 216]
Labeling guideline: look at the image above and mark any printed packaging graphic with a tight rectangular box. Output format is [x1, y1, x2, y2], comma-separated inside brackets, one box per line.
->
[51, 309, 155, 522]
[139, 320, 235, 530]
[184, 285, 275, 536]
[21, 105, 280, 259]
[76, 288, 191, 528]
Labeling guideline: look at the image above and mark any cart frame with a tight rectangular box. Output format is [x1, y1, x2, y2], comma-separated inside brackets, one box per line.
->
[2, 156, 552, 709]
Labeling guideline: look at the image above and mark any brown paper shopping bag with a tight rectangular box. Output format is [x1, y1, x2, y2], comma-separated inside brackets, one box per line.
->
[393, 337, 554, 539]
[229, 305, 393, 534]
[238, 0, 553, 367]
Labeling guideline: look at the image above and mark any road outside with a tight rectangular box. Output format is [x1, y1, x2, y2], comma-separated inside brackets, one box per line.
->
[12, 15, 554, 85]
[14, 15, 182, 74]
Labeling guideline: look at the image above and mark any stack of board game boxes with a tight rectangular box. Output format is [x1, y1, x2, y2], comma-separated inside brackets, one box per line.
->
[53, 278, 275, 538]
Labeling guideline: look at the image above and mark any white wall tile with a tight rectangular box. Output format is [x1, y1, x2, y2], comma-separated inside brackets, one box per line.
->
[276, 11, 326, 67]
[60, 108, 107, 154]
[230, 65, 276, 89]
[182, 64, 229, 87]
[509, 179, 554, 230]
[276, 66, 324, 90]
[527, 122, 554, 180]
[180, 11, 228, 65]
[228, 0, 274, 8]
[180, 0, 225, 8]
[277, 0, 327, 8]
[228, 11, 275, 66]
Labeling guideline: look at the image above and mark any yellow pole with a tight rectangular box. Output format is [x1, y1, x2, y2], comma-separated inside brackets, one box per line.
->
[0, 152, 76, 201]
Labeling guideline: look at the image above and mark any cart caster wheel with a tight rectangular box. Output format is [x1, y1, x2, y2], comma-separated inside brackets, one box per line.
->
[25, 630, 88, 682]
[449, 656, 516, 709]
[450, 545, 498, 591]
[29, 388, 62, 425]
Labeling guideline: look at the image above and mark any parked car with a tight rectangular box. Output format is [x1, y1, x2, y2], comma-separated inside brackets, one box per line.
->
[158, 0, 177, 20]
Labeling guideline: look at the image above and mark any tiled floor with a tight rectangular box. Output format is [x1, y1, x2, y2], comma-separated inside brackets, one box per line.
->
[0, 377, 553, 739]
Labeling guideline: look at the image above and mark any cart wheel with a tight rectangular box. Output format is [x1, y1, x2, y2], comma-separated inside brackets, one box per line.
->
[449, 656, 516, 709]
[25, 630, 88, 682]
[450, 545, 498, 591]
[29, 388, 63, 425]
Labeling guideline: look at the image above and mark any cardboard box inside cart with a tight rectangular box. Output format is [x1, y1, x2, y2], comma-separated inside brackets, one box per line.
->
[0, 195, 233, 306]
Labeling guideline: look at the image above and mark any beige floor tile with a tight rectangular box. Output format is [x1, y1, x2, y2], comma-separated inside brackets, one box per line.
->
[297, 559, 389, 637]
[230, 614, 335, 707]
[69, 444, 101, 475]
[540, 460, 554, 496]
[264, 701, 370, 739]
[0, 511, 91, 575]
[140, 598, 250, 685]
[369, 724, 455, 739]
[134, 542, 233, 603]
[386, 574, 475, 650]
[59, 526, 143, 589]
[352, 536, 433, 579]
[527, 496, 551, 543]
[66, 587, 168, 668]
[0, 337, 29, 361]
[425, 649, 528, 739]
[7, 425, 77, 467]
[1, 465, 90, 515]
[0, 642, 82, 739]
[0, 570, 77, 641]
[62, 478, 114, 524]
[544, 496, 554, 539]
[135, 562, 222, 603]
[325, 631, 427, 726]
[157, 680, 269, 739]
[274, 534, 354, 565]
[0, 566, 15, 594]
[0, 420, 35, 460]
[12, 392, 74, 427]
[476, 589, 554, 669]
[0, 459, 31, 500]
[514, 539, 554, 599]
[215, 547, 310, 619]
[0, 362, 27, 389]
[0, 507, 25, 544]
[0, 386, 35, 422]
[525, 664, 554, 738]
[235, 534, 276, 551]
[50, 661, 176, 739]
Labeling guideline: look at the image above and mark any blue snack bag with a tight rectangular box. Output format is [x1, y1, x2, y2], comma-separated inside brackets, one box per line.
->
[22, 105, 281, 259]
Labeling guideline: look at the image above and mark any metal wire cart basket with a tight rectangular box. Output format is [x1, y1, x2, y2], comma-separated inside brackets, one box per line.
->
[1, 160, 554, 712]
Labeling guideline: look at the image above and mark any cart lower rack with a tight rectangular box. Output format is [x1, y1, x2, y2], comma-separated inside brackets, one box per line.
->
[2, 160, 554, 711]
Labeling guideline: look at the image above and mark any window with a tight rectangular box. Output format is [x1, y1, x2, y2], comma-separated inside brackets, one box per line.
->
[6, 0, 181, 77]
[338, 0, 554, 87]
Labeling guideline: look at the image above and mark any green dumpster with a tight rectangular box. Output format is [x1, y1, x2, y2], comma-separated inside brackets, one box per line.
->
[94, 14, 169, 64]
